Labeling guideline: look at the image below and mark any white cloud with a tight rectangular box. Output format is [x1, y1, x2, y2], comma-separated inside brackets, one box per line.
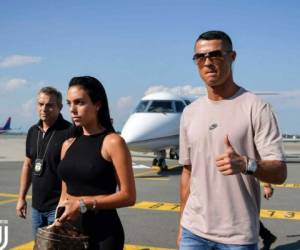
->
[4, 78, 28, 91]
[21, 98, 35, 117]
[117, 96, 134, 110]
[0, 55, 42, 68]
[144, 84, 205, 96]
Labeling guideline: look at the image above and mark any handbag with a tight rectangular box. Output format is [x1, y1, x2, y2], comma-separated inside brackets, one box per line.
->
[33, 221, 89, 250]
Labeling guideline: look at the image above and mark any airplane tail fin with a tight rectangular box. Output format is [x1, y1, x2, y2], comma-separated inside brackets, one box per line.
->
[2, 117, 11, 130]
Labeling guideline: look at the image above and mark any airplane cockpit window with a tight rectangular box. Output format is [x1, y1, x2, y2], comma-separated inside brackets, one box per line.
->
[184, 100, 191, 105]
[135, 101, 149, 112]
[147, 101, 174, 113]
[175, 101, 185, 112]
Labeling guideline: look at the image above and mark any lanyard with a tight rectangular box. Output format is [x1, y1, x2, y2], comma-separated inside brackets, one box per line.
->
[36, 130, 56, 160]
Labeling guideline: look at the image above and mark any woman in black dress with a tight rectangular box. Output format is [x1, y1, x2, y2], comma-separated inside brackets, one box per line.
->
[57, 76, 136, 250]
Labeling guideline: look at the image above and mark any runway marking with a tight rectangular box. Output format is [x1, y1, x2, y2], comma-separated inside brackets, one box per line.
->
[270, 183, 300, 188]
[134, 169, 160, 178]
[134, 168, 169, 180]
[0, 193, 31, 206]
[134, 165, 180, 179]
[140, 178, 169, 181]
[0, 192, 32, 198]
[0, 198, 18, 205]
[0, 193, 19, 198]
[133, 201, 300, 220]
[11, 241, 34, 250]
[11, 241, 176, 250]
[133, 201, 180, 212]
[125, 244, 175, 250]
[132, 163, 151, 169]
[260, 209, 300, 220]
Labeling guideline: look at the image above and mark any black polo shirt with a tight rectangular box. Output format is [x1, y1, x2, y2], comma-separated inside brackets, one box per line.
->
[26, 114, 72, 211]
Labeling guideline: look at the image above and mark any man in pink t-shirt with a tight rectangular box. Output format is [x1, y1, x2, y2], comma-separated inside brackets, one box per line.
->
[178, 30, 287, 250]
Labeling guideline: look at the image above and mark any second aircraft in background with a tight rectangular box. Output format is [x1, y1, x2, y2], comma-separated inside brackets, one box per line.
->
[0, 117, 11, 134]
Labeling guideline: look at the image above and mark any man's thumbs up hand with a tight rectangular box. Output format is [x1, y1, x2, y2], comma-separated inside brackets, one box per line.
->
[215, 135, 247, 175]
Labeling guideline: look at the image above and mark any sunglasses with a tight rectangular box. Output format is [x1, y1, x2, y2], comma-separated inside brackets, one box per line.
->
[192, 50, 231, 65]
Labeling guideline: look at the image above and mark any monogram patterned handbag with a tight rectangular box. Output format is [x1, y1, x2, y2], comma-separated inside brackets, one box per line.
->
[33, 221, 89, 250]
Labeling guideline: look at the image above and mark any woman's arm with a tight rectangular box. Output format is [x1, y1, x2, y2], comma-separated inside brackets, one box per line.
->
[88, 133, 136, 209]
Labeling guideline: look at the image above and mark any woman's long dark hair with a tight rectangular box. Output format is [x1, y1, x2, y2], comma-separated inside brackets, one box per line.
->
[68, 76, 115, 136]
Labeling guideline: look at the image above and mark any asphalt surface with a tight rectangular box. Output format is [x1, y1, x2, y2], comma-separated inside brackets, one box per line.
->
[0, 149, 299, 249]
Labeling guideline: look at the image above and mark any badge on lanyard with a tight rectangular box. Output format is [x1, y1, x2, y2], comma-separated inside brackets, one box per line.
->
[35, 130, 56, 177]
[34, 158, 44, 176]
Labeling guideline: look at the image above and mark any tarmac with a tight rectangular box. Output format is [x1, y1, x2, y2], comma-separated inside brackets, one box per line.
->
[0, 134, 299, 250]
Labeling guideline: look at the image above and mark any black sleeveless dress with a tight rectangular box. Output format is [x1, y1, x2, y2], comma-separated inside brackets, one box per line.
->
[58, 132, 124, 250]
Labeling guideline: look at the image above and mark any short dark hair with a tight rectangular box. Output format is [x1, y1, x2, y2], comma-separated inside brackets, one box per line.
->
[68, 76, 115, 135]
[38, 86, 63, 108]
[196, 30, 233, 51]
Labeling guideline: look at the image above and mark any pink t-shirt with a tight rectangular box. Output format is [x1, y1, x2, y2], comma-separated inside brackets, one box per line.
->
[179, 87, 285, 244]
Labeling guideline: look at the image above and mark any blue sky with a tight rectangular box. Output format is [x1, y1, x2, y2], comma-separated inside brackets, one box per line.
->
[1, 1, 300, 133]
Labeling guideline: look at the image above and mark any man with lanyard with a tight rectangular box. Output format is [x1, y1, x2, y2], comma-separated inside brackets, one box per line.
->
[16, 86, 72, 237]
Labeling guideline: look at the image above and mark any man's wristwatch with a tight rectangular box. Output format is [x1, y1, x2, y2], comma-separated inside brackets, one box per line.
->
[79, 199, 88, 214]
[243, 158, 257, 175]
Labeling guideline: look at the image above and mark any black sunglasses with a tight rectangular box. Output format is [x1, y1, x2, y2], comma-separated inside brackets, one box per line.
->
[192, 50, 231, 64]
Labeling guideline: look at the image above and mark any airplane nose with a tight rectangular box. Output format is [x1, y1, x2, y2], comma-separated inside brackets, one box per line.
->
[121, 115, 145, 144]
[121, 112, 179, 150]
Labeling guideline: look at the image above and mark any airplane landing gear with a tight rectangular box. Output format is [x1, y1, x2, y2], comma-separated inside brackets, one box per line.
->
[152, 158, 158, 166]
[152, 150, 168, 171]
[158, 158, 167, 171]
[169, 148, 179, 160]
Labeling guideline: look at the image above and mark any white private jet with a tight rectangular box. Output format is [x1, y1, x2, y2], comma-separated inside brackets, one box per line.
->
[121, 92, 195, 170]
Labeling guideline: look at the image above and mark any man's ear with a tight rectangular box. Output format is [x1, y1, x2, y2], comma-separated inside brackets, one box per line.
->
[231, 51, 236, 62]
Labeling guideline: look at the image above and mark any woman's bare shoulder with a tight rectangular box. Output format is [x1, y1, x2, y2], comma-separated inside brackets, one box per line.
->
[62, 137, 76, 150]
[104, 133, 125, 146]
